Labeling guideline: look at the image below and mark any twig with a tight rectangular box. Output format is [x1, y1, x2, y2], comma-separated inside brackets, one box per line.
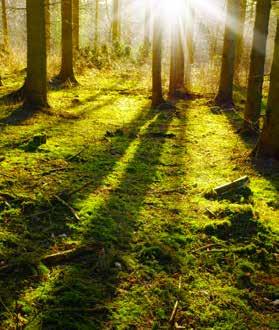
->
[191, 243, 224, 254]
[169, 301, 179, 326]
[53, 194, 80, 221]
[42, 245, 99, 266]
[68, 179, 95, 197]
[169, 276, 182, 328]
[66, 149, 85, 161]
[41, 167, 70, 176]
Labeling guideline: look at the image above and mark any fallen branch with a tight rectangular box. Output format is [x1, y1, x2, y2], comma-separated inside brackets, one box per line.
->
[0, 245, 100, 273]
[213, 176, 250, 196]
[54, 194, 80, 221]
[42, 245, 99, 266]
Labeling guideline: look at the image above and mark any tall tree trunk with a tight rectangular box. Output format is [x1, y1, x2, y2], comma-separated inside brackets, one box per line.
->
[152, 10, 164, 108]
[243, 0, 271, 130]
[73, 0, 79, 51]
[143, 0, 151, 56]
[234, 0, 247, 85]
[24, 0, 49, 109]
[169, 16, 185, 98]
[255, 16, 279, 159]
[1, 0, 9, 51]
[215, 0, 241, 107]
[94, 0, 99, 50]
[58, 0, 77, 84]
[46, 0, 51, 53]
[112, 0, 120, 43]
[185, 2, 195, 93]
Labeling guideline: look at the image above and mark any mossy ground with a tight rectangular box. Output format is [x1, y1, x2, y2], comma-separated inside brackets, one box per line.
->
[0, 68, 278, 329]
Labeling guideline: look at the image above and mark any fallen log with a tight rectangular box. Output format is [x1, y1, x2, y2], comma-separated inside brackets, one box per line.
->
[0, 245, 100, 274]
[213, 176, 250, 196]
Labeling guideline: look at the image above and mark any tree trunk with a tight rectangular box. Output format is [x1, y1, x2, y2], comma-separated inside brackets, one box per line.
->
[24, 0, 49, 110]
[255, 16, 279, 159]
[143, 0, 151, 56]
[152, 10, 164, 108]
[94, 0, 99, 50]
[169, 16, 185, 98]
[73, 0, 79, 51]
[1, 0, 9, 51]
[58, 0, 77, 84]
[112, 0, 120, 43]
[215, 0, 241, 107]
[45, 0, 51, 53]
[243, 0, 271, 130]
[185, 2, 195, 93]
[234, 0, 247, 85]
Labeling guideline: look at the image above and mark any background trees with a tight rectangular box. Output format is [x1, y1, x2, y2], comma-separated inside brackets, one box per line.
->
[0, 0, 278, 159]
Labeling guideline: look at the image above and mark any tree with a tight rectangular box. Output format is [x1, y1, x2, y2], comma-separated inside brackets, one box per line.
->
[234, 0, 247, 84]
[152, 8, 164, 108]
[169, 13, 185, 98]
[46, 0, 51, 53]
[243, 0, 271, 131]
[73, 0, 79, 51]
[185, 2, 195, 93]
[143, 0, 151, 56]
[112, 0, 120, 43]
[215, 0, 241, 107]
[94, 0, 99, 50]
[1, 0, 9, 51]
[24, 0, 49, 109]
[58, 0, 77, 84]
[255, 15, 279, 159]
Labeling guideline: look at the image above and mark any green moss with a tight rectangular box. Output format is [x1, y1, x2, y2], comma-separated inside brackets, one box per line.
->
[0, 69, 278, 329]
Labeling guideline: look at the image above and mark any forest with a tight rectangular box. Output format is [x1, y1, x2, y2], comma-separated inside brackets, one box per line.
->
[0, 0, 278, 329]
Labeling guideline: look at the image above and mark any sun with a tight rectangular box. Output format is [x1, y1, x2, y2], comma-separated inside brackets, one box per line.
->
[161, 0, 186, 21]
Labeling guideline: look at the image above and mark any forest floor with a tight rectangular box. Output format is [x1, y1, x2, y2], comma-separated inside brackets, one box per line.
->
[0, 68, 278, 329]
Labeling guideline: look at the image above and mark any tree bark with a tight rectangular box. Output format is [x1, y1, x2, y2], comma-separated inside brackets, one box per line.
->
[45, 0, 51, 53]
[24, 0, 49, 110]
[255, 16, 279, 159]
[58, 0, 77, 84]
[215, 0, 241, 107]
[1, 0, 9, 51]
[243, 0, 271, 130]
[169, 15, 185, 98]
[152, 9, 164, 108]
[112, 0, 120, 43]
[73, 0, 79, 51]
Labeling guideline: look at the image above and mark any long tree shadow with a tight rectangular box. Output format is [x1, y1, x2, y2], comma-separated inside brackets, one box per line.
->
[0, 104, 159, 326]
[9, 108, 177, 329]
